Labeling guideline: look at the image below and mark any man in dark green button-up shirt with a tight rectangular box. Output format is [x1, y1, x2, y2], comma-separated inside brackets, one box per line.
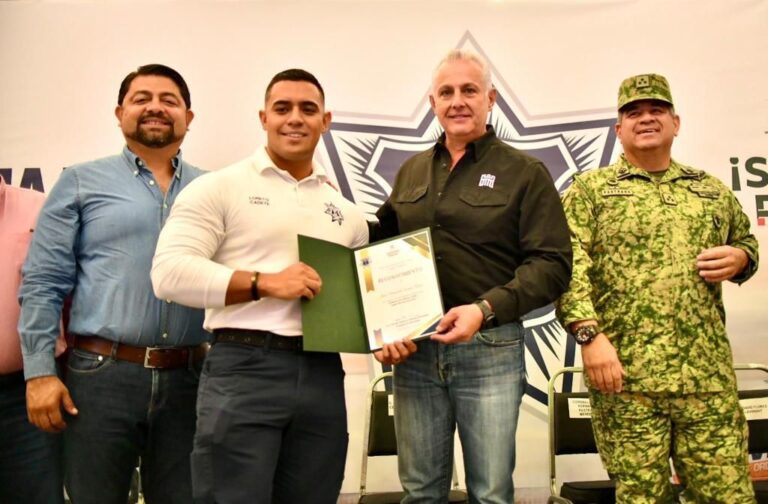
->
[371, 49, 572, 504]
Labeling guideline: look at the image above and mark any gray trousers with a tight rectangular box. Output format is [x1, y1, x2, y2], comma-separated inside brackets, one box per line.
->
[191, 342, 348, 504]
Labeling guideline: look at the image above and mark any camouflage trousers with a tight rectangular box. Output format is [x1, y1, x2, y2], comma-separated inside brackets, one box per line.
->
[589, 388, 756, 504]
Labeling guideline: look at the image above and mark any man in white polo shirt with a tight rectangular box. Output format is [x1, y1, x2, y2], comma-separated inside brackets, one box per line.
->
[151, 69, 368, 504]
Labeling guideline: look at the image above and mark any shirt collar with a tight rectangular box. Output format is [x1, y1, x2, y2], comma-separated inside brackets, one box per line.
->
[616, 154, 699, 182]
[121, 145, 184, 180]
[252, 146, 328, 183]
[433, 125, 497, 162]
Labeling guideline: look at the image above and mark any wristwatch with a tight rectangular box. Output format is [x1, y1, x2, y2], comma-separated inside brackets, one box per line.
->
[572, 325, 599, 345]
[474, 300, 498, 329]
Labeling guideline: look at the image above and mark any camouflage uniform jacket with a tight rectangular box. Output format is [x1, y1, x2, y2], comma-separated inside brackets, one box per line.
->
[558, 155, 759, 393]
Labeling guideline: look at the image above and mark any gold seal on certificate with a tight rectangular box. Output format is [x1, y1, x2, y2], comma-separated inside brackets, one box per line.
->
[298, 228, 444, 353]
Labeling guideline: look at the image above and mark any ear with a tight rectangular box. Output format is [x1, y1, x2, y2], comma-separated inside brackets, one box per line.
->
[322, 111, 332, 132]
[115, 105, 123, 123]
[429, 94, 436, 112]
[259, 110, 267, 130]
[186, 110, 195, 128]
[672, 114, 680, 136]
[487, 87, 497, 110]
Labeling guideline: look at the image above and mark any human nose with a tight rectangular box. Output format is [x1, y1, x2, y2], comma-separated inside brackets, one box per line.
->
[448, 89, 464, 109]
[145, 98, 164, 113]
[638, 110, 655, 123]
[287, 106, 304, 124]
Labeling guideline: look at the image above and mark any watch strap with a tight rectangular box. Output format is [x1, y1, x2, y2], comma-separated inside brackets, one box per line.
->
[474, 300, 497, 329]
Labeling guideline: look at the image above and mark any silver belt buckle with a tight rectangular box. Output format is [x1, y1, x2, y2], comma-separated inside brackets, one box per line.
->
[144, 347, 162, 368]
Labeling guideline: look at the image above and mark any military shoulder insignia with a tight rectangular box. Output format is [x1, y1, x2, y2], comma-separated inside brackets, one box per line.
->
[680, 166, 705, 180]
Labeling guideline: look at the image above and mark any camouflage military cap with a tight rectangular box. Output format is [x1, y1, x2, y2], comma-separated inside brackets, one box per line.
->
[617, 73, 673, 110]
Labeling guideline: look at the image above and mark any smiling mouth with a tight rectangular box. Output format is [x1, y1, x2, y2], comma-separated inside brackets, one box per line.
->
[282, 132, 307, 138]
[141, 118, 170, 127]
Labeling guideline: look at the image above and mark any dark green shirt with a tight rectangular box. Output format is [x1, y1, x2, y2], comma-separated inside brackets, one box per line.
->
[373, 128, 572, 325]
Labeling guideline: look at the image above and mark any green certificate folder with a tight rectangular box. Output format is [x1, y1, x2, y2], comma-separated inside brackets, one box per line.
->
[298, 228, 443, 353]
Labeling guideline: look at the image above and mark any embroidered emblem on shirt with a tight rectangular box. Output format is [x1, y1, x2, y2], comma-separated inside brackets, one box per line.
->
[249, 196, 270, 206]
[478, 174, 496, 189]
[688, 184, 720, 199]
[324, 202, 344, 226]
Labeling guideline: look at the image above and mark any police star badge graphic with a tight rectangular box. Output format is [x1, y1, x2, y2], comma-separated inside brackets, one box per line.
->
[317, 32, 618, 413]
[324, 202, 344, 226]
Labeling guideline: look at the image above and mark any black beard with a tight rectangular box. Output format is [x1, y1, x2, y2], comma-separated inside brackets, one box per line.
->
[129, 114, 182, 148]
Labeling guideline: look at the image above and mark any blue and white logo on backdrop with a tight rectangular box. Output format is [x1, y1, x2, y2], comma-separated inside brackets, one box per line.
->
[319, 32, 618, 410]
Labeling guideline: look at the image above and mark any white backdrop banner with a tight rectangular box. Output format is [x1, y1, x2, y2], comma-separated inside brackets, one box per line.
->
[2, 0, 766, 491]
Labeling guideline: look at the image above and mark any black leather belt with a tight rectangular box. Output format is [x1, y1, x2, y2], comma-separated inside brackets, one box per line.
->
[214, 329, 303, 352]
[0, 370, 25, 387]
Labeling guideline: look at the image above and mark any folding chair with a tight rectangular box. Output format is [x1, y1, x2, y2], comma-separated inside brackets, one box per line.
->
[359, 372, 468, 503]
[547, 366, 614, 504]
[734, 363, 768, 503]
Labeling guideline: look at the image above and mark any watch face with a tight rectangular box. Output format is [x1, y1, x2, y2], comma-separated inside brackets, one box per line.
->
[574, 326, 597, 344]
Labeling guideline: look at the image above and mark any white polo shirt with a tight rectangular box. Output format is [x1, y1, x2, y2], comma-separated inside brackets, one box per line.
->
[152, 147, 369, 335]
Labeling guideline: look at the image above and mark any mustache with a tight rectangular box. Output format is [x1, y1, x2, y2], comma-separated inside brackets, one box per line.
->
[140, 111, 171, 123]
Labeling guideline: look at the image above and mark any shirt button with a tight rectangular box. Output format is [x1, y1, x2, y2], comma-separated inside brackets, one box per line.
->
[162, 333, 168, 339]
[149, 180, 155, 186]
[166, 299, 172, 304]
[163, 203, 168, 209]
[435, 224, 442, 229]
[133, 170, 139, 176]
[436, 255, 443, 261]
[437, 192, 442, 197]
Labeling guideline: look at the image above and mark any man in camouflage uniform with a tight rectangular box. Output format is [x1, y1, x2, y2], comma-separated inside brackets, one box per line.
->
[557, 73, 759, 503]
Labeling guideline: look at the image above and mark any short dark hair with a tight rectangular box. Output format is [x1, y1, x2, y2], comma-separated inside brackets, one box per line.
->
[118, 64, 191, 108]
[264, 69, 325, 103]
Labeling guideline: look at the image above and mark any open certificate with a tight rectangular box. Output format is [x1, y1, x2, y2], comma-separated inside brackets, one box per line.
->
[298, 228, 444, 353]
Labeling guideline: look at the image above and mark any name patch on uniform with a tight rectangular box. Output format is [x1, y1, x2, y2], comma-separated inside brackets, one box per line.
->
[249, 196, 270, 206]
[601, 188, 633, 197]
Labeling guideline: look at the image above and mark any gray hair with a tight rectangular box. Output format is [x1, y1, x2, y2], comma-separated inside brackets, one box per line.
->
[432, 49, 492, 92]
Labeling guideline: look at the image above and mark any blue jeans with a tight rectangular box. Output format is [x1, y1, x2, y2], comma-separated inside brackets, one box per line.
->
[0, 371, 64, 504]
[394, 323, 526, 504]
[191, 342, 348, 504]
[63, 349, 200, 504]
